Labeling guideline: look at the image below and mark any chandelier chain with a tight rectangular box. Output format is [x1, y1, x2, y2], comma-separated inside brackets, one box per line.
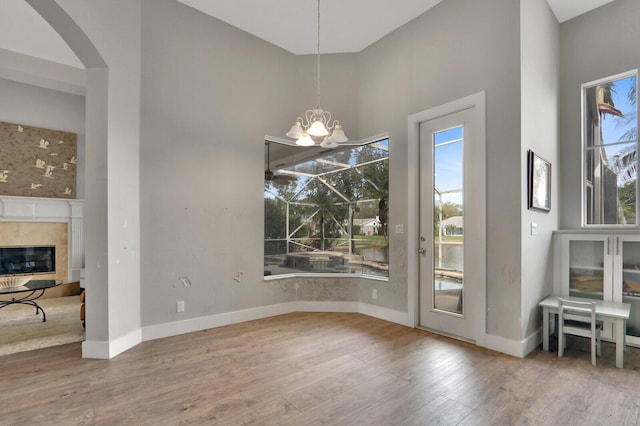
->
[316, 0, 321, 108]
[285, 0, 347, 146]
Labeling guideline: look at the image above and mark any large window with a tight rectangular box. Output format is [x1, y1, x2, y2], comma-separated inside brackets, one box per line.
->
[583, 71, 638, 225]
[264, 139, 389, 278]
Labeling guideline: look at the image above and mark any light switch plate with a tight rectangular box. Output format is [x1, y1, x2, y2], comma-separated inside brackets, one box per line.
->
[530, 222, 538, 236]
[395, 224, 404, 234]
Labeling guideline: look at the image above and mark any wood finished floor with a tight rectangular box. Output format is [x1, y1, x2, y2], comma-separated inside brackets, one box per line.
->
[2, 312, 639, 425]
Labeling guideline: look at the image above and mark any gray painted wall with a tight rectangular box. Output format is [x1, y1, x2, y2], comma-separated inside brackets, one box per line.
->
[560, 0, 640, 229]
[140, 0, 303, 325]
[138, 0, 530, 339]
[520, 0, 560, 338]
[0, 77, 85, 198]
[355, 0, 523, 337]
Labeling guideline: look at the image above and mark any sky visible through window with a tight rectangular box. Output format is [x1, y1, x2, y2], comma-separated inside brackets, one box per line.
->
[601, 76, 636, 143]
[434, 126, 463, 206]
[601, 75, 637, 185]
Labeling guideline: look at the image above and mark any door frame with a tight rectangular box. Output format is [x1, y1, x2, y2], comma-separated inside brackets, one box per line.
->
[407, 91, 486, 343]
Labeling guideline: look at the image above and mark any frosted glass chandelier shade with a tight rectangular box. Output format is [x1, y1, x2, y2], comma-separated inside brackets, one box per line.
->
[308, 120, 329, 137]
[296, 134, 315, 146]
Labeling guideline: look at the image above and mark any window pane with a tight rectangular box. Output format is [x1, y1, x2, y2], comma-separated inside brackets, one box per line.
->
[569, 240, 604, 300]
[433, 126, 463, 315]
[585, 143, 636, 224]
[584, 74, 637, 225]
[264, 139, 389, 278]
[622, 241, 640, 338]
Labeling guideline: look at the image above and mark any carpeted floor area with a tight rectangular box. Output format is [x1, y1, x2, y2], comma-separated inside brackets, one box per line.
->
[0, 295, 84, 357]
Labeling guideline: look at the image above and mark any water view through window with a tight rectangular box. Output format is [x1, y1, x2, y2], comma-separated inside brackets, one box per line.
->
[264, 139, 389, 278]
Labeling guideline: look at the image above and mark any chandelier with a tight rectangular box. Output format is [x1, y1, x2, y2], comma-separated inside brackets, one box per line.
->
[285, 0, 348, 148]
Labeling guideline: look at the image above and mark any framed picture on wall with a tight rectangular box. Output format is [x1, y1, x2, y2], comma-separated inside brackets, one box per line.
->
[527, 150, 551, 212]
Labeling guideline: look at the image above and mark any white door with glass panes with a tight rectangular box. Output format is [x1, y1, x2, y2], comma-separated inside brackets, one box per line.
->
[418, 106, 484, 342]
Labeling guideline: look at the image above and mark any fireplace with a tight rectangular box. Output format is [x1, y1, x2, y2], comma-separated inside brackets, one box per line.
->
[0, 197, 84, 297]
[0, 245, 56, 276]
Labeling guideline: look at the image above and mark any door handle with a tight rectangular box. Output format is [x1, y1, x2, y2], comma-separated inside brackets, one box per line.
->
[418, 248, 427, 255]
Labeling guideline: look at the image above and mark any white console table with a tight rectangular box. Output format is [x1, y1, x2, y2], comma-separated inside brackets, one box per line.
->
[539, 295, 631, 368]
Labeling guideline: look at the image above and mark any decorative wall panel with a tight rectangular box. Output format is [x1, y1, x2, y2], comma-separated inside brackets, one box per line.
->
[0, 121, 77, 199]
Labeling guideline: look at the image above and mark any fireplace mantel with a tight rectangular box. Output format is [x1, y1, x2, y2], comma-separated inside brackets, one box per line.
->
[0, 196, 84, 281]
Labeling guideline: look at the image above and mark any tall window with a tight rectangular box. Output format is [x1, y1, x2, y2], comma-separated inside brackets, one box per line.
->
[583, 71, 638, 225]
[264, 139, 389, 278]
[433, 126, 463, 314]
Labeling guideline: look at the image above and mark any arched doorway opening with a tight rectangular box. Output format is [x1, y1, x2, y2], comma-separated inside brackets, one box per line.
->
[25, 0, 110, 358]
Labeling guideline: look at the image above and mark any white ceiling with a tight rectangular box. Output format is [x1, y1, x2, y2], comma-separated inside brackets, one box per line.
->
[546, 0, 615, 23]
[0, 0, 83, 68]
[176, 0, 443, 55]
[0, 0, 617, 69]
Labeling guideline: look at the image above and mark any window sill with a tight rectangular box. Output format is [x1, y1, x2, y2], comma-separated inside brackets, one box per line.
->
[263, 273, 389, 282]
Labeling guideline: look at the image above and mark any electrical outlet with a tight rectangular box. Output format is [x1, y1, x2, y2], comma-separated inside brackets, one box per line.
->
[372, 289, 378, 300]
[395, 224, 404, 234]
[176, 300, 185, 312]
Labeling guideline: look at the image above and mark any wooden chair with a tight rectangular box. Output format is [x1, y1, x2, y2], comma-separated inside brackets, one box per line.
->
[558, 298, 602, 365]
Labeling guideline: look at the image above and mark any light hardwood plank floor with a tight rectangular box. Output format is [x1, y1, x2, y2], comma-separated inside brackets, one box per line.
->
[1, 312, 639, 425]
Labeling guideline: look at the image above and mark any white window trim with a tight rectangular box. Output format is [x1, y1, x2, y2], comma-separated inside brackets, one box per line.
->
[580, 69, 639, 228]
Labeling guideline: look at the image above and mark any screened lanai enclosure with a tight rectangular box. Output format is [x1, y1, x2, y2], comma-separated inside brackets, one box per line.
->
[264, 139, 389, 278]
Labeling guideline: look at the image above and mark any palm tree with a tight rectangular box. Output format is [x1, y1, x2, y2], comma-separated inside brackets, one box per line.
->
[611, 83, 638, 182]
[585, 78, 636, 224]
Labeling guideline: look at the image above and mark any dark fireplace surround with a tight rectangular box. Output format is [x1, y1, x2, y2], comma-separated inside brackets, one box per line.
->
[0, 246, 56, 277]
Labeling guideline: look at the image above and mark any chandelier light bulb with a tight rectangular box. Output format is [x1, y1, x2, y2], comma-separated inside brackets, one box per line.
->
[308, 120, 329, 137]
[296, 134, 315, 146]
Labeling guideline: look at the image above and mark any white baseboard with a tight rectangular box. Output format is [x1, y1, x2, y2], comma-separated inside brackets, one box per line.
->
[138, 301, 409, 346]
[81, 340, 110, 359]
[141, 302, 297, 342]
[296, 300, 359, 312]
[478, 328, 542, 358]
[86, 302, 540, 361]
[358, 302, 412, 326]
[295, 301, 411, 326]
[82, 328, 141, 359]
[522, 328, 542, 356]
